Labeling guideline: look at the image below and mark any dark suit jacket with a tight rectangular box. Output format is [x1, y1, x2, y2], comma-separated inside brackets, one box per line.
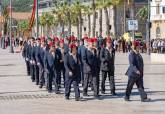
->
[125, 51, 144, 77]
[92, 48, 101, 76]
[64, 53, 80, 80]
[100, 47, 115, 74]
[35, 46, 46, 68]
[82, 48, 95, 73]
[44, 51, 56, 73]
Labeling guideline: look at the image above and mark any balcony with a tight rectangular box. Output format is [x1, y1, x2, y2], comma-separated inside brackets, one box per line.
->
[150, 14, 165, 21]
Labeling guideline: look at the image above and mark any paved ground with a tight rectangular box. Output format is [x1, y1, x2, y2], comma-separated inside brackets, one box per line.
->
[0, 48, 165, 114]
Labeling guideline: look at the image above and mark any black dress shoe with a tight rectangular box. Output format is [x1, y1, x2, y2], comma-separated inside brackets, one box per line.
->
[55, 91, 60, 94]
[75, 97, 80, 101]
[94, 95, 100, 99]
[141, 98, 151, 102]
[32, 80, 35, 82]
[48, 90, 52, 93]
[39, 85, 43, 89]
[111, 92, 117, 96]
[124, 97, 130, 101]
[65, 96, 69, 100]
[101, 91, 105, 94]
[83, 93, 89, 97]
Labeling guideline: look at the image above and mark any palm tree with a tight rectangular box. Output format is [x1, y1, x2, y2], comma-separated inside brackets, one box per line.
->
[39, 12, 54, 36]
[92, 0, 96, 37]
[103, 0, 121, 37]
[84, 6, 92, 37]
[45, 13, 54, 34]
[136, 6, 148, 21]
[72, 0, 85, 39]
[53, 2, 67, 34]
[39, 13, 47, 36]
[18, 20, 29, 37]
[112, 0, 123, 36]
[96, 0, 104, 36]
[2, 5, 9, 36]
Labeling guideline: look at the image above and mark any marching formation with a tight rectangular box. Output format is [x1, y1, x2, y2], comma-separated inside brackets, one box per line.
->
[22, 35, 150, 102]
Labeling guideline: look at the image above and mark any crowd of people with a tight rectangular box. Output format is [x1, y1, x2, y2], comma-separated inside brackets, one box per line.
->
[151, 39, 165, 53]
[21, 34, 150, 102]
[0, 36, 23, 49]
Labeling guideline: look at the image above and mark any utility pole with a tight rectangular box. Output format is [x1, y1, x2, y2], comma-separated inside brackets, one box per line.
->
[123, 1, 126, 33]
[36, 0, 39, 39]
[147, 0, 151, 55]
[131, 0, 135, 41]
[9, 0, 14, 53]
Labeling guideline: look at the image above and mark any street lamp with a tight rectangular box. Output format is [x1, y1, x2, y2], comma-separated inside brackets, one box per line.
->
[9, 0, 14, 53]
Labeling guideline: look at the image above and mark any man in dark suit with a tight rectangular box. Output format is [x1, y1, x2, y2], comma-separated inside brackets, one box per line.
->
[44, 43, 58, 93]
[34, 38, 40, 85]
[125, 46, 151, 102]
[64, 43, 80, 101]
[35, 38, 46, 88]
[22, 39, 31, 76]
[29, 38, 36, 82]
[92, 38, 101, 98]
[100, 38, 116, 95]
[78, 39, 85, 85]
[82, 38, 94, 96]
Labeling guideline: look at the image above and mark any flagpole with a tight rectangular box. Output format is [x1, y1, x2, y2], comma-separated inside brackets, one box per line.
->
[36, 0, 39, 39]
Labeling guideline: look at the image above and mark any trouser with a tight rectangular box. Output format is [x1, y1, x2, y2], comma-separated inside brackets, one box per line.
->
[93, 74, 100, 96]
[56, 69, 61, 86]
[53, 70, 60, 93]
[65, 77, 80, 98]
[47, 70, 53, 92]
[25, 60, 30, 76]
[83, 73, 92, 94]
[101, 71, 115, 93]
[56, 67, 65, 87]
[35, 65, 39, 85]
[30, 64, 35, 81]
[39, 65, 45, 86]
[80, 63, 84, 85]
[125, 76, 147, 100]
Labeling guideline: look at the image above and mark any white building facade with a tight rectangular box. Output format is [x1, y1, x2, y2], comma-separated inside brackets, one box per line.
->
[150, 0, 165, 39]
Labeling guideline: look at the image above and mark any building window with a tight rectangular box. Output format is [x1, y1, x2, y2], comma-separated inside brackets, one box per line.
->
[156, 27, 161, 38]
[156, 4, 160, 14]
[162, 7, 165, 13]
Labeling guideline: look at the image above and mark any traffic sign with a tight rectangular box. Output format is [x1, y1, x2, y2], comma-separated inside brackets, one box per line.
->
[128, 20, 138, 31]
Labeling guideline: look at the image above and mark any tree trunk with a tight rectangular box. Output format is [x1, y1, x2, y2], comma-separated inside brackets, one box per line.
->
[88, 14, 91, 37]
[113, 5, 117, 37]
[41, 26, 43, 36]
[77, 18, 80, 39]
[92, 0, 96, 37]
[61, 22, 65, 33]
[4, 22, 8, 36]
[104, 7, 110, 37]
[68, 12, 71, 36]
[79, 11, 82, 40]
[99, 9, 102, 36]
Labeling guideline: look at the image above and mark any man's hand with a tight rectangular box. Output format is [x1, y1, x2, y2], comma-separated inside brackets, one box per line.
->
[69, 71, 73, 76]
[37, 62, 40, 66]
[136, 70, 140, 75]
